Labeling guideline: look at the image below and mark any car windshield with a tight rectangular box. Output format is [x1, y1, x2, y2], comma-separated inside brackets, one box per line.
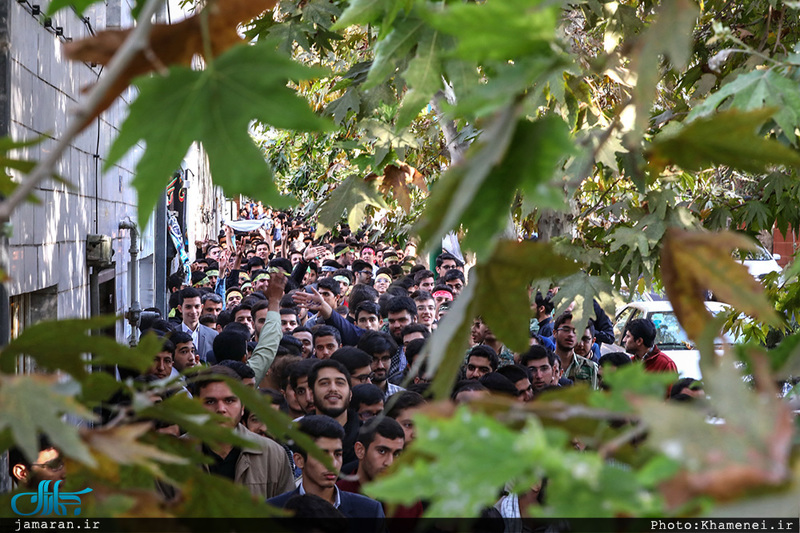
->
[734, 248, 772, 261]
[648, 309, 742, 349]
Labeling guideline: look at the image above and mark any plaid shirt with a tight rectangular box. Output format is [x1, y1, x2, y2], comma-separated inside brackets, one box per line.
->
[564, 352, 599, 389]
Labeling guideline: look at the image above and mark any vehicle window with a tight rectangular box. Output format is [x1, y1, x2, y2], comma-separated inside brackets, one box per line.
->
[613, 307, 636, 345]
[648, 312, 692, 349]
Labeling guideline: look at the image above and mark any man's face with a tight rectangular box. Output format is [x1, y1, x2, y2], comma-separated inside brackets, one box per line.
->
[17, 448, 65, 485]
[293, 331, 314, 358]
[446, 278, 464, 296]
[416, 299, 435, 328]
[357, 435, 404, 482]
[622, 330, 642, 355]
[226, 293, 242, 308]
[235, 310, 254, 336]
[254, 308, 270, 335]
[295, 437, 342, 491]
[318, 288, 337, 309]
[254, 278, 270, 294]
[174, 341, 196, 372]
[202, 299, 222, 318]
[465, 355, 492, 380]
[148, 351, 174, 379]
[293, 376, 315, 414]
[256, 244, 270, 261]
[314, 335, 339, 359]
[554, 319, 577, 352]
[361, 248, 376, 264]
[283, 385, 303, 414]
[245, 412, 268, 438]
[358, 400, 384, 422]
[342, 250, 356, 266]
[312, 367, 351, 418]
[526, 358, 554, 390]
[181, 297, 203, 328]
[290, 253, 303, 266]
[394, 407, 422, 443]
[437, 259, 457, 278]
[471, 319, 489, 345]
[198, 381, 244, 428]
[280, 313, 298, 333]
[575, 328, 595, 358]
[434, 292, 453, 308]
[403, 331, 425, 348]
[354, 268, 373, 286]
[515, 378, 534, 402]
[388, 310, 414, 341]
[419, 277, 435, 293]
[207, 247, 221, 262]
[303, 270, 318, 286]
[351, 365, 373, 386]
[356, 312, 381, 332]
[370, 350, 392, 383]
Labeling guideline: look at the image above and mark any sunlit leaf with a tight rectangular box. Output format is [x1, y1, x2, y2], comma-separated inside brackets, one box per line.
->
[315, 175, 389, 237]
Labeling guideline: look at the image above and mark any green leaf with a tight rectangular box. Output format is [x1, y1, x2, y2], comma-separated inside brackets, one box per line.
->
[0, 315, 159, 378]
[178, 472, 288, 517]
[107, 42, 331, 227]
[331, 0, 389, 29]
[396, 29, 442, 128]
[365, 18, 425, 88]
[648, 109, 800, 174]
[473, 241, 580, 352]
[551, 272, 615, 337]
[315, 175, 389, 237]
[688, 69, 800, 145]
[422, 0, 559, 63]
[302, 0, 342, 27]
[0, 374, 96, 465]
[47, 0, 99, 15]
[326, 88, 361, 125]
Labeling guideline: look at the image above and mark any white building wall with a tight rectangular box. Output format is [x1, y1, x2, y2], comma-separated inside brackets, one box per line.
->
[6, 0, 217, 341]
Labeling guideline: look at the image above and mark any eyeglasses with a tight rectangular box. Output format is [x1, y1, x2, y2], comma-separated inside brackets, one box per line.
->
[556, 327, 576, 334]
[31, 457, 65, 472]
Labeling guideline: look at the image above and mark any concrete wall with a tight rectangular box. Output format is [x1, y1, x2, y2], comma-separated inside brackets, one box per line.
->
[6, 0, 218, 341]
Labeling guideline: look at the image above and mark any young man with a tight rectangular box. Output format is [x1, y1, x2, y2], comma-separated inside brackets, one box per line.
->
[553, 312, 599, 389]
[354, 302, 382, 332]
[351, 259, 374, 286]
[357, 331, 404, 400]
[268, 415, 385, 523]
[351, 383, 385, 423]
[412, 291, 436, 330]
[8, 437, 66, 487]
[190, 365, 295, 498]
[231, 303, 255, 338]
[497, 364, 534, 402]
[201, 293, 224, 318]
[146, 336, 175, 380]
[434, 252, 461, 280]
[179, 287, 218, 363]
[442, 269, 465, 297]
[470, 316, 514, 366]
[331, 347, 374, 386]
[385, 391, 426, 443]
[170, 331, 196, 373]
[519, 346, 556, 393]
[284, 359, 317, 419]
[292, 326, 314, 358]
[308, 360, 361, 465]
[279, 308, 299, 334]
[413, 270, 435, 294]
[464, 345, 499, 380]
[384, 296, 418, 376]
[313, 326, 342, 360]
[534, 291, 555, 338]
[623, 318, 678, 373]
[574, 320, 597, 362]
[401, 324, 429, 348]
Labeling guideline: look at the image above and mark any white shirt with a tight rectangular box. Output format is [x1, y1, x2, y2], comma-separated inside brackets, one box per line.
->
[298, 480, 342, 508]
[181, 321, 199, 348]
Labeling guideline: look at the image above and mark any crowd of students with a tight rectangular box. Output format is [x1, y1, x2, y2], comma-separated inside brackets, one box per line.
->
[8, 211, 701, 528]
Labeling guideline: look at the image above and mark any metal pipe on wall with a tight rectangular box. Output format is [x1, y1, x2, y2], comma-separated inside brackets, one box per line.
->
[119, 218, 140, 346]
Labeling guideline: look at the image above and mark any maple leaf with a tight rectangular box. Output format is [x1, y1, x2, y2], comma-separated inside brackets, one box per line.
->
[63, 0, 280, 127]
[83, 423, 188, 476]
[374, 162, 426, 212]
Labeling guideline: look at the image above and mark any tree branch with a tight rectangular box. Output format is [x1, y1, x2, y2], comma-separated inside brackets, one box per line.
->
[0, 0, 165, 224]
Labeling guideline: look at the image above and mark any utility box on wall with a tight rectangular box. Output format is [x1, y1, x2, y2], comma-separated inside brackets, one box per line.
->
[86, 234, 114, 268]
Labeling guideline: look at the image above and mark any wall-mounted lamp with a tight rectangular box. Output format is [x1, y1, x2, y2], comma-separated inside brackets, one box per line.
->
[30, 4, 40, 15]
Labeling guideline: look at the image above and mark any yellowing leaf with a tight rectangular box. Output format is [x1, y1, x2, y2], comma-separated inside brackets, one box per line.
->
[375, 162, 426, 212]
[315, 175, 389, 237]
[84, 423, 188, 474]
[660, 229, 781, 342]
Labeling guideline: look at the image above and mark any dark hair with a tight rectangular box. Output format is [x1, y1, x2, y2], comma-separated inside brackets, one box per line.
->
[282, 494, 347, 530]
[443, 269, 465, 283]
[269, 257, 294, 275]
[251, 300, 270, 321]
[231, 302, 253, 319]
[8, 435, 54, 481]
[451, 379, 487, 400]
[386, 296, 417, 317]
[435, 252, 462, 268]
[351, 384, 384, 411]
[330, 347, 373, 374]
[625, 318, 657, 347]
[412, 290, 434, 303]
[293, 415, 346, 459]
[188, 364, 243, 396]
[317, 277, 340, 296]
[669, 378, 703, 400]
[280, 334, 303, 357]
[357, 330, 397, 357]
[333, 269, 354, 284]
[180, 287, 202, 303]
[199, 315, 217, 328]
[404, 338, 427, 371]
[497, 364, 532, 384]
[351, 259, 372, 274]
[431, 285, 454, 298]
[293, 325, 312, 335]
[385, 391, 425, 419]
[401, 323, 429, 340]
[386, 284, 408, 298]
[213, 329, 248, 362]
[217, 310, 233, 329]
[357, 417, 405, 448]
[170, 330, 193, 346]
[217, 359, 256, 380]
[354, 301, 381, 322]
[467, 345, 500, 371]
[598, 351, 632, 368]
[313, 325, 342, 345]
[413, 270, 435, 285]
[202, 292, 223, 304]
[520, 345, 556, 367]
[280, 308, 299, 318]
[534, 290, 555, 314]
[288, 359, 318, 390]
[553, 311, 573, 331]
[348, 284, 379, 310]
[479, 373, 519, 397]
[308, 359, 351, 389]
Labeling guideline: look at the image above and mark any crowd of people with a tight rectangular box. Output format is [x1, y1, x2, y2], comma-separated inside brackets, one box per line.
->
[9, 209, 703, 528]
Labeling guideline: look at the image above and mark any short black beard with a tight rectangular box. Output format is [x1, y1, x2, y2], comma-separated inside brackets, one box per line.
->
[317, 404, 347, 419]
